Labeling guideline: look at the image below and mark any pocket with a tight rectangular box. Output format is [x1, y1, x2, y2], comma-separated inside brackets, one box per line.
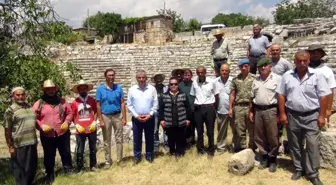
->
[303, 84, 316, 97]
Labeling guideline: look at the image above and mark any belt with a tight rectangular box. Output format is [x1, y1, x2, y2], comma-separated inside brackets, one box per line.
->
[105, 111, 121, 116]
[287, 108, 319, 116]
[234, 102, 250, 106]
[214, 58, 227, 62]
[195, 104, 214, 108]
[249, 54, 265, 58]
[254, 104, 277, 110]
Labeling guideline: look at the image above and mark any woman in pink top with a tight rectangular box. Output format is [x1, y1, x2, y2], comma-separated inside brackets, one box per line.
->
[32, 80, 73, 184]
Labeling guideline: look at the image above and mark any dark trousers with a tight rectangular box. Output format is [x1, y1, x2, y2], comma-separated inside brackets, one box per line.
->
[40, 131, 73, 175]
[249, 55, 265, 74]
[75, 132, 97, 169]
[166, 126, 186, 156]
[213, 59, 228, 76]
[185, 112, 196, 144]
[12, 144, 38, 185]
[195, 105, 216, 154]
[132, 117, 155, 160]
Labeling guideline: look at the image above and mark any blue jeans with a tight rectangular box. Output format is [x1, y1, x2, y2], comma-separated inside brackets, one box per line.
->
[154, 113, 168, 149]
[132, 117, 155, 160]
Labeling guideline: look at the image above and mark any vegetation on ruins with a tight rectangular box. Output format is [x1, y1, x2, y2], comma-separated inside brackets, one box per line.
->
[157, 8, 186, 33]
[0, 0, 81, 121]
[211, 13, 270, 28]
[273, 0, 336, 24]
[122, 17, 145, 25]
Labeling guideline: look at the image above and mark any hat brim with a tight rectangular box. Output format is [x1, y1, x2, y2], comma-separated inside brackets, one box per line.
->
[72, 84, 94, 93]
[42, 86, 59, 91]
[306, 48, 326, 57]
[151, 74, 165, 83]
[213, 33, 224, 36]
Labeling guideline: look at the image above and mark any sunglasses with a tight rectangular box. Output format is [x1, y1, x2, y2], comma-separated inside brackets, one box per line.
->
[169, 83, 178, 86]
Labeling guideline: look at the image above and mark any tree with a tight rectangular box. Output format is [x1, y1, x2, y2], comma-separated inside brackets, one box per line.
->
[157, 8, 185, 33]
[211, 13, 270, 27]
[82, 12, 123, 37]
[273, 0, 336, 24]
[0, 0, 81, 121]
[187, 18, 201, 32]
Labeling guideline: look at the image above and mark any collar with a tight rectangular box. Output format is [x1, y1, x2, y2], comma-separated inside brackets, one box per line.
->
[291, 67, 315, 75]
[105, 83, 114, 90]
[197, 77, 209, 84]
[218, 76, 231, 84]
[169, 91, 179, 96]
[257, 72, 273, 81]
[13, 102, 29, 109]
[136, 84, 148, 90]
[78, 95, 88, 103]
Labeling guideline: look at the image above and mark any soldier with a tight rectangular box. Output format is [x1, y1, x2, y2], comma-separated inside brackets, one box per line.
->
[229, 59, 256, 152]
[250, 58, 281, 172]
[211, 29, 232, 77]
[306, 44, 336, 122]
[277, 50, 330, 185]
[247, 24, 271, 74]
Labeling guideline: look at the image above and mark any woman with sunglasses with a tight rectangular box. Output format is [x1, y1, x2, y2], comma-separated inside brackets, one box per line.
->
[159, 77, 191, 158]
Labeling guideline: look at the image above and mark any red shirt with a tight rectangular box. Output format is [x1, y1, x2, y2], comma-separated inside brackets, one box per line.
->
[71, 96, 97, 134]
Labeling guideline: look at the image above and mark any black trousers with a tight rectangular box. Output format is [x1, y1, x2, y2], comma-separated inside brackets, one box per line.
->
[195, 105, 216, 154]
[166, 126, 186, 156]
[185, 112, 195, 144]
[40, 131, 73, 175]
[12, 144, 38, 185]
[249, 55, 265, 74]
[75, 132, 97, 169]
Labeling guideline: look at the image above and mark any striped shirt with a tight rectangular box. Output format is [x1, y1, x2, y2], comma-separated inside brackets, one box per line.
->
[3, 103, 38, 148]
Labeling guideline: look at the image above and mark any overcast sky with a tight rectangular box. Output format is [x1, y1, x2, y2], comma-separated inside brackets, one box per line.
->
[1, 0, 297, 28]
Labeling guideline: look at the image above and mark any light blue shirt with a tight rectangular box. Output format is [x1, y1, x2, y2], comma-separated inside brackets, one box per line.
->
[127, 84, 158, 117]
[276, 67, 331, 112]
[214, 76, 232, 114]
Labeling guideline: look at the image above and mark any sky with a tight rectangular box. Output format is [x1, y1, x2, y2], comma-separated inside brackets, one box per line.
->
[0, 0, 297, 28]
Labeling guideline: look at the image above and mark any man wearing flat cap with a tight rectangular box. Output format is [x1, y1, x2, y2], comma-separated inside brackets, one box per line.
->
[151, 74, 168, 152]
[33, 79, 73, 183]
[211, 29, 232, 77]
[229, 59, 256, 153]
[3, 87, 38, 185]
[306, 44, 336, 122]
[250, 58, 281, 172]
[71, 80, 98, 171]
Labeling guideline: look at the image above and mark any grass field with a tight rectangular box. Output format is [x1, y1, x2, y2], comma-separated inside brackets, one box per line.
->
[1, 126, 336, 185]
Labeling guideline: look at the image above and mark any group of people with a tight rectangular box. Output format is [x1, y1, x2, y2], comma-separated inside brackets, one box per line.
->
[2, 24, 333, 185]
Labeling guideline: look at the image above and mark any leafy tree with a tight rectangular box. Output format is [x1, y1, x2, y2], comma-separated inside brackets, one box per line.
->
[122, 17, 144, 25]
[187, 18, 201, 32]
[157, 8, 185, 33]
[83, 12, 123, 37]
[0, 0, 82, 120]
[273, 0, 336, 24]
[211, 13, 269, 27]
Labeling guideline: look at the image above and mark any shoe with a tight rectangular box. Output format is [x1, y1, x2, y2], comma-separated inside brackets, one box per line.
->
[64, 168, 75, 175]
[90, 167, 99, 172]
[217, 148, 228, 153]
[103, 163, 112, 170]
[117, 161, 126, 167]
[291, 171, 304, 180]
[133, 159, 141, 166]
[258, 155, 269, 169]
[207, 154, 214, 160]
[163, 145, 170, 152]
[197, 151, 206, 156]
[44, 173, 55, 184]
[309, 177, 324, 185]
[146, 157, 154, 163]
[268, 163, 277, 173]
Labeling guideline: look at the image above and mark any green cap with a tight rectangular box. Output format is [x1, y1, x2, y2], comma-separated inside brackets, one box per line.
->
[257, 58, 271, 67]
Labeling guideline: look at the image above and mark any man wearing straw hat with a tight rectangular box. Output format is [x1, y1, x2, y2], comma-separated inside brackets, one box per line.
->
[3, 87, 38, 185]
[211, 29, 232, 77]
[71, 80, 98, 172]
[33, 79, 74, 183]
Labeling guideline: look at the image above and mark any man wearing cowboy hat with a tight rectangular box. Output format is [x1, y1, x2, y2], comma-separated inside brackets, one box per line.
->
[151, 74, 169, 152]
[211, 29, 232, 77]
[33, 79, 73, 183]
[306, 44, 336, 122]
[71, 80, 98, 171]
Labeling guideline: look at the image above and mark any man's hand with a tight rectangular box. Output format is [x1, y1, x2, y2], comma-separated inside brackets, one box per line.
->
[143, 114, 152, 122]
[186, 120, 190, 127]
[60, 122, 69, 132]
[229, 108, 233, 118]
[249, 112, 254, 123]
[160, 120, 165, 128]
[100, 120, 105, 128]
[318, 115, 326, 129]
[122, 117, 127, 126]
[88, 123, 96, 132]
[76, 124, 86, 134]
[9, 147, 16, 157]
[279, 113, 288, 126]
[136, 115, 145, 123]
[41, 124, 52, 133]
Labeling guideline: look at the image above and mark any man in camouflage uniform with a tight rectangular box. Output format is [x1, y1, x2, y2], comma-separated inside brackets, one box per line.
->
[229, 59, 256, 152]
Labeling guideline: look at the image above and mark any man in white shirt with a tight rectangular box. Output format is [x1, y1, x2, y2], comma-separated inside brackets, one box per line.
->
[190, 66, 219, 158]
[306, 44, 336, 122]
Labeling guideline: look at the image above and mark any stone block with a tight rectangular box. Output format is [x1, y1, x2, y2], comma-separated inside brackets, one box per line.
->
[330, 27, 336, 34]
[320, 129, 336, 170]
[228, 149, 255, 175]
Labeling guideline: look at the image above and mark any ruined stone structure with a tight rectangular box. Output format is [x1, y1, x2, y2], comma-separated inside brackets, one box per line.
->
[51, 17, 336, 169]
